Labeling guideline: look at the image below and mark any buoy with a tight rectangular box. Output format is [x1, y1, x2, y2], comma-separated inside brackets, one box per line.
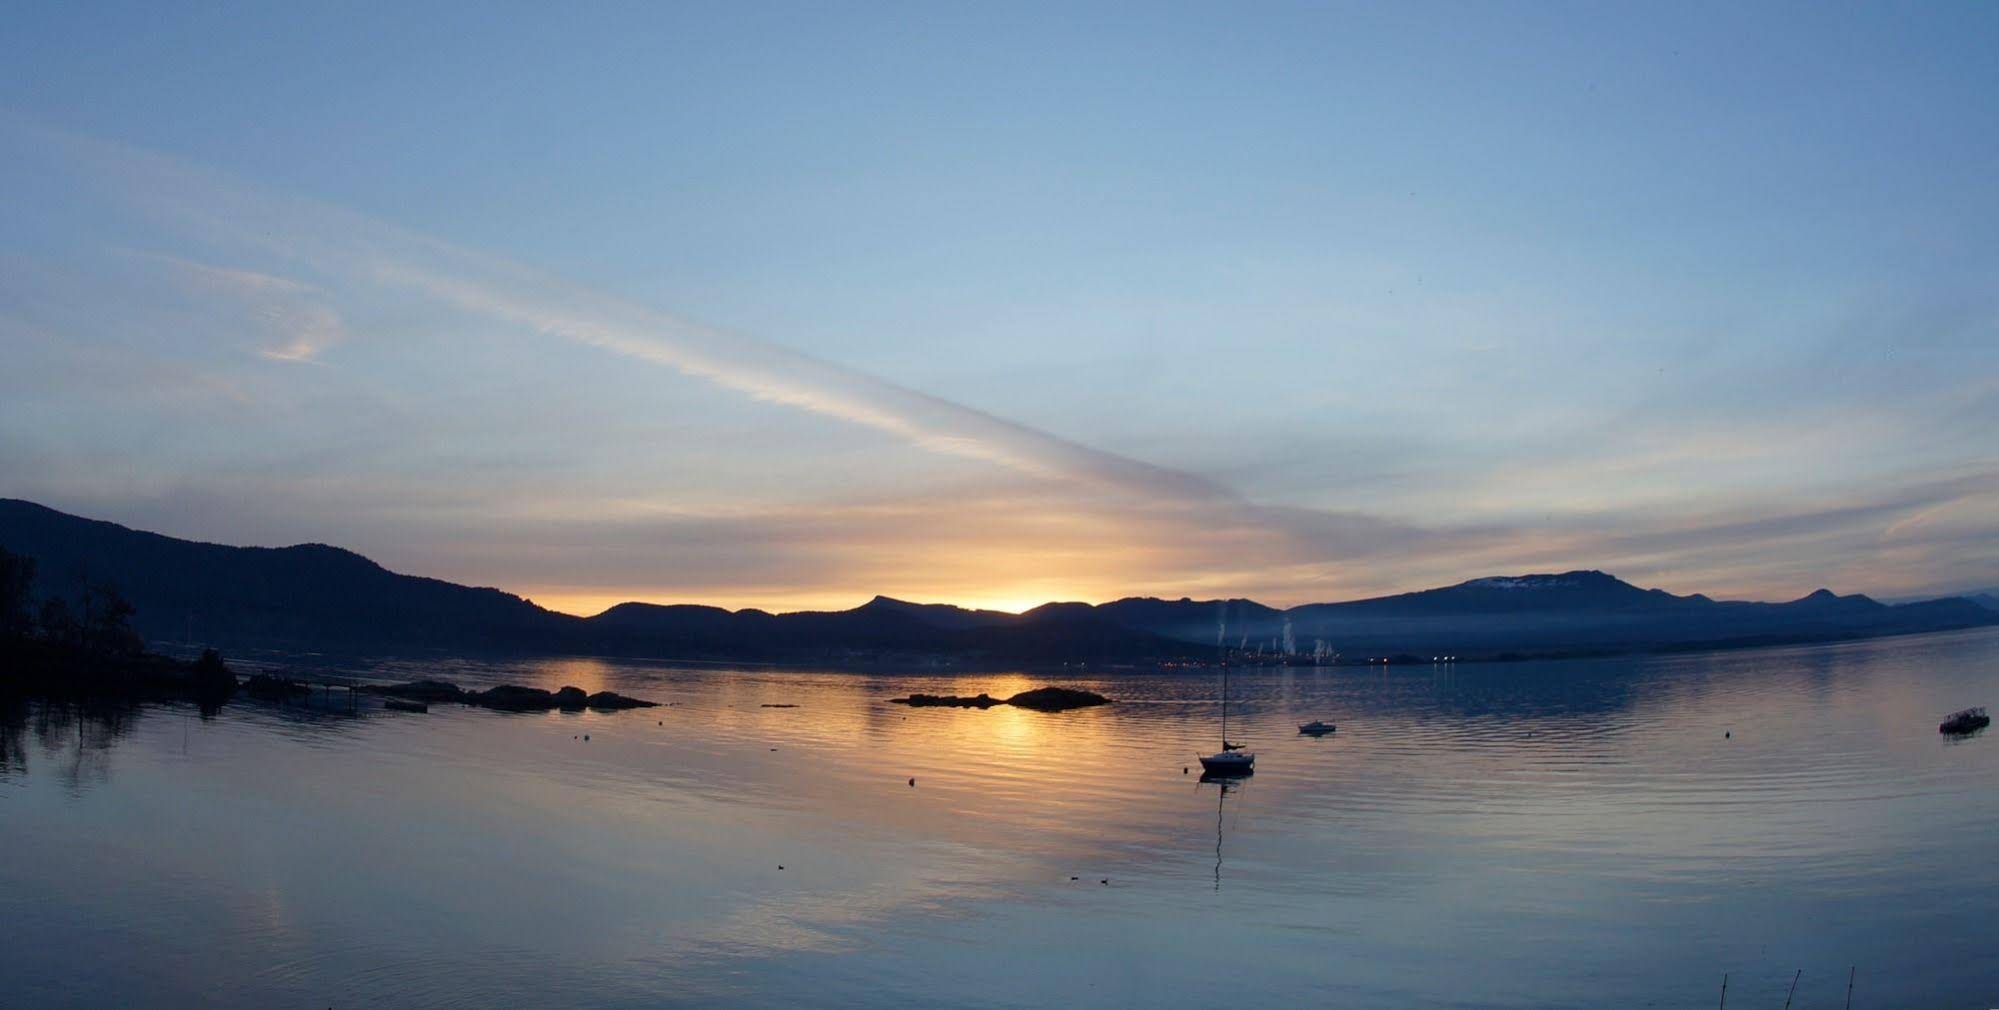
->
[778, 865, 784, 870]
[1070, 876, 1078, 881]
[1726, 731, 1731, 739]
[908, 777, 915, 787]
[583, 735, 589, 741]
[1100, 879, 1108, 885]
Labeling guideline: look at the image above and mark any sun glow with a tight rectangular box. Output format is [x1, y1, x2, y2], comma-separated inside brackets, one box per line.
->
[526, 587, 1094, 618]
[946, 597, 1058, 616]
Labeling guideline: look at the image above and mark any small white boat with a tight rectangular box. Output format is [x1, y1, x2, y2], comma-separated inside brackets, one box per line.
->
[1298, 720, 1335, 735]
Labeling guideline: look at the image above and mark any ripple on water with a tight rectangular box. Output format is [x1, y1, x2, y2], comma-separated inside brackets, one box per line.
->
[1, 629, 1995, 1008]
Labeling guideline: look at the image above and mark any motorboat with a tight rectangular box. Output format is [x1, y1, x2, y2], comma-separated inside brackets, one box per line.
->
[1298, 720, 1335, 736]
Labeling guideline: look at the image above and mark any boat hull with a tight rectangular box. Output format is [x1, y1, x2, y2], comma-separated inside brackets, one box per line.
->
[1198, 753, 1255, 776]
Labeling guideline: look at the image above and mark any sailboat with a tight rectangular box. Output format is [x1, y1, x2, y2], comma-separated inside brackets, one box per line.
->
[1198, 649, 1254, 775]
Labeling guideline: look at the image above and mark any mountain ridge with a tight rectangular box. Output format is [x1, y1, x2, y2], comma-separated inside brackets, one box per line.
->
[2, 498, 1992, 665]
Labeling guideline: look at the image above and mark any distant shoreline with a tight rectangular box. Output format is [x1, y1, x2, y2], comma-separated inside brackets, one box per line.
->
[5, 500, 1994, 672]
[149, 621, 1999, 681]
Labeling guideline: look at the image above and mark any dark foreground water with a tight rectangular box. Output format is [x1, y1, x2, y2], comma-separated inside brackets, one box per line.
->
[3, 629, 1996, 1008]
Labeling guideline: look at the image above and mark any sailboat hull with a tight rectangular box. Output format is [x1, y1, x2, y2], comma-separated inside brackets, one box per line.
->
[1198, 752, 1255, 776]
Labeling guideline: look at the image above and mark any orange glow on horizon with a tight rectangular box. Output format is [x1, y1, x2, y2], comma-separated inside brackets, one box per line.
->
[524, 588, 1097, 619]
[519, 584, 1143, 616]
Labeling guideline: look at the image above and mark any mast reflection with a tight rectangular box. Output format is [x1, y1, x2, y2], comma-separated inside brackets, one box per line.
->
[1197, 772, 1245, 891]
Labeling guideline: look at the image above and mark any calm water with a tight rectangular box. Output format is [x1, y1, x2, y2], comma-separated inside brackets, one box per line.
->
[3, 629, 1996, 1008]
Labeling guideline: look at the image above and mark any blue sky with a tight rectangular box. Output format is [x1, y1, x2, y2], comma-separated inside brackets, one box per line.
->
[2, 2, 1995, 613]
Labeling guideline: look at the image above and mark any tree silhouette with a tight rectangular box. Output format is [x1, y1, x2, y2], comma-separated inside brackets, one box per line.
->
[79, 580, 142, 656]
[37, 597, 79, 647]
[0, 546, 33, 639]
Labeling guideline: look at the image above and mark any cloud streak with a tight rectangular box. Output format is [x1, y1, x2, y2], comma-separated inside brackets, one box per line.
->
[148, 253, 345, 363]
[29, 124, 1230, 504]
[7, 121, 1996, 610]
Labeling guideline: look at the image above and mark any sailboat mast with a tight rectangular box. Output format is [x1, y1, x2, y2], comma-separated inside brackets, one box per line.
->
[1221, 647, 1229, 747]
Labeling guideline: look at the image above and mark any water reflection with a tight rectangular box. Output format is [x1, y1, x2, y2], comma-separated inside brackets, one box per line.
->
[0, 697, 145, 792]
[1199, 775, 1244, 892]
[0, 628, 1994, 1008]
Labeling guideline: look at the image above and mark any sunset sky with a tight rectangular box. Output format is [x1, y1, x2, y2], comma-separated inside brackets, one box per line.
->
[3, 2, 1995, 615]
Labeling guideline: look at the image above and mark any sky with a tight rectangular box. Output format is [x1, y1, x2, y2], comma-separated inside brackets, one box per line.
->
[1, 2, 1995, 615]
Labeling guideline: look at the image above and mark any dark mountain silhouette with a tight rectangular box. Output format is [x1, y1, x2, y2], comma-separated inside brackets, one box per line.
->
[0, 499, 577, 651]
[0, 500, 1183, 663]
[1093, 597, 1283, 645]
[1085, 571, 1995, 658]
[586, 595, 1179, 661]
[1, 499, 1991, 665]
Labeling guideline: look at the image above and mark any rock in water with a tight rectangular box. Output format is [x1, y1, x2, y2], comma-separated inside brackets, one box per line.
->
[1003, 687, 1111, 712]
[587, 691, 659, 710]
[470, 684, 558, 711]
[889, 692, 1004, 708]
[888, 687, 1111, 712]
[373, 679, 466, 703]
[462, 684, 660, 711]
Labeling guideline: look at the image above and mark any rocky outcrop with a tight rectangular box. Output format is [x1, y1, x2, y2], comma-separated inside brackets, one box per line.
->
[1003, 686, 1111, 711]
[891, 692, 1005, 708]
[587, 691, 658, 709]
[473, 684, 563, 711]
[374, 679, 466, 702]
[890, 686, 1110, 712]
[369, 679, 658, 712]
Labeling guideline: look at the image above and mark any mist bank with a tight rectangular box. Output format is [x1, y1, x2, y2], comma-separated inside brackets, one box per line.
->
[3, 499, 1992, 667]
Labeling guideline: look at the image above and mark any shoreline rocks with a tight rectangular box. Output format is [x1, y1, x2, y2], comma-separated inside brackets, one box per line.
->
[890, 686, 1109, 712]
[368, 680, 659, 712]
[1005, 686, 1112, 712]
[892, 692, 1004, 708]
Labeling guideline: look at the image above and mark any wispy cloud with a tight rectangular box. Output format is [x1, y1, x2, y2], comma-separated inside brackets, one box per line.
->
[147, 253, 344, 363]
[8, 121, 1996, 608]
[19, 124, 1224, 503]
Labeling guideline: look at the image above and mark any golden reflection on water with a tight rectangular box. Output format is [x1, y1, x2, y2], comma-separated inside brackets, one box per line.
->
[522, 655, 621, 695]
[4, 630, 1997, 1008]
